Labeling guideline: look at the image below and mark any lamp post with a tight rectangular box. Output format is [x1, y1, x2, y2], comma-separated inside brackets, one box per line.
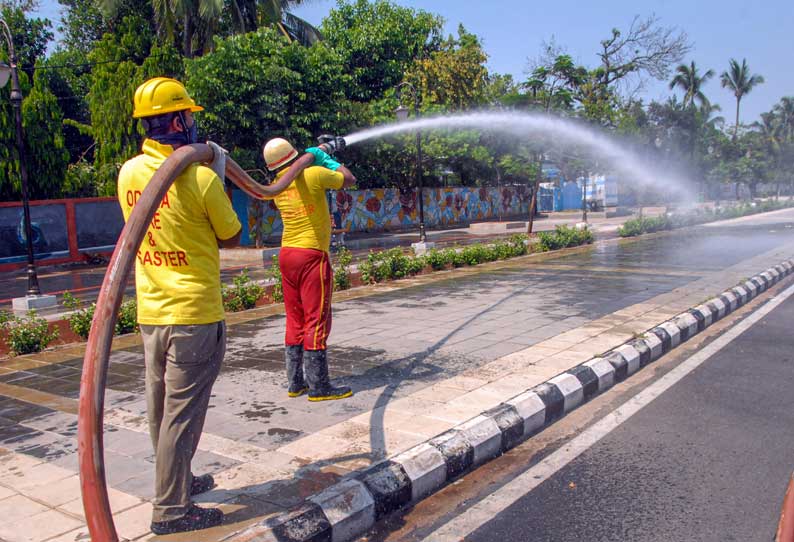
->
[1, 18, 42, 297]
[395, 82, 427, 242]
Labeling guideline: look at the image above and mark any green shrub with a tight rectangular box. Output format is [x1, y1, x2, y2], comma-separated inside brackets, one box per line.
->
[62, 292, 95, 339]
[115, 298, 138, 335]
[223, 268, 265, 311]
[618, 215, 672, 237]
[6, 311, 59, 355]
[425, 248, 449, 271]
[265, 257, 282, 303]
[62, 292, 137, 338]
[0, 309, 11, 330]
[333, 247, 354, 291]
[359, 248, 423, 283]
[537, 225, 594, 251]
[406, 255, 427, 275]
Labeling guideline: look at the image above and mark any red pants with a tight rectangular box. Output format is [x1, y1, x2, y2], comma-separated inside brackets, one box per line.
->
[280, 247, 333, 350]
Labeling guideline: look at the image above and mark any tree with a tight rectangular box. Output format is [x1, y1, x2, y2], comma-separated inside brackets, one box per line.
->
[720, 58, 764, 140]
[185, 27, 351, 171]
[408, 25, 489, 111]
[321, 0, 443, 101]
[594, 14, 690, 93]
[56, 0, 129, 56]
[772, 96, 794, 142]
[0, 67, 29, 200]
[21, 64, 70, 198]
[669, 61, 714, 108]
[525, 54, 587, 113]
[0, 4, 53, 77]
[84, 15, 176, 194]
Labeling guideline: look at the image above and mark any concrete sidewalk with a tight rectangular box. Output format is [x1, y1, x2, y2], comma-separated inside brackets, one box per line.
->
[0, 214, 793, 541]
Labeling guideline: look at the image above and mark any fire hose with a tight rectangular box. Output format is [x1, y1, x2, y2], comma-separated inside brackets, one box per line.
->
[76, 143, 303, 541]
[777, 471, 794, 542]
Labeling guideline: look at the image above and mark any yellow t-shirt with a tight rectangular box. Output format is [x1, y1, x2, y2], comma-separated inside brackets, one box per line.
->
[117, 139, 242, 325]
[272, 166, 344, 252]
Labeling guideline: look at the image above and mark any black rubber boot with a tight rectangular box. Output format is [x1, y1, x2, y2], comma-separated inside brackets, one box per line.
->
[286, 345, 308, 397]
[150, 504, 223, 535]
[190, 473, 215, 496]
[304, 349, 353, 401]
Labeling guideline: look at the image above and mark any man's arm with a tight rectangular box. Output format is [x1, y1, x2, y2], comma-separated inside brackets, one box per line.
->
[217, 227, 242, 248]
[269, 153, 314, 192]
[337, 164, 357, 188]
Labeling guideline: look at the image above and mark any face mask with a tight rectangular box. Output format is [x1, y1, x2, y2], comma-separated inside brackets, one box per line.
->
[150, 112, 198, 146]
[187, 118, 198, 144]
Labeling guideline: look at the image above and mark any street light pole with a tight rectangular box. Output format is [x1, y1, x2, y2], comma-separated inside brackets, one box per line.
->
[395, 82, 426, 242]
[1, 18, 41, 296]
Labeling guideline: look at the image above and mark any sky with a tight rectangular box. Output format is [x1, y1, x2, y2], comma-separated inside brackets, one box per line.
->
[31, 0, 793, 123]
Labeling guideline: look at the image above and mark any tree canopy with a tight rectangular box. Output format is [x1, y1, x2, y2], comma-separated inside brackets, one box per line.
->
[0, 1, 790, 203]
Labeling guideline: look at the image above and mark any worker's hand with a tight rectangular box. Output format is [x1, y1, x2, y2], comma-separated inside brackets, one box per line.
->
[206, 141, 228, 179]
[305, 147, 342, 171]
[317, 135, 346, 155]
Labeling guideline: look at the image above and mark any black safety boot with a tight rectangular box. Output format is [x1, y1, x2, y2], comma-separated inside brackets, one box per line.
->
[150, 504, 223, 535]
[190, 473, 215, 496]
[286, 345, 308, 397]
[304, 349, 353, 401]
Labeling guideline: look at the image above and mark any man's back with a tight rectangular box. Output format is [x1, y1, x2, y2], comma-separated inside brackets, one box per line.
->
[273, 165, 344, 253]
[118, 139, 241, 325]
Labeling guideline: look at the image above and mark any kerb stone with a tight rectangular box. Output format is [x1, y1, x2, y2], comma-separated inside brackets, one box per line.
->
[308, 480, 374, 542]
[505, 391, 546, 437]
[392, 443, 446, 502]
[582, 357, 616, 392]
[548, 373, 584, 413]
[455, 415, 502, 467]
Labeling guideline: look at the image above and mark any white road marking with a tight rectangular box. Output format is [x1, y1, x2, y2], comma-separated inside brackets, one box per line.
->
[422, 282, 794, 542]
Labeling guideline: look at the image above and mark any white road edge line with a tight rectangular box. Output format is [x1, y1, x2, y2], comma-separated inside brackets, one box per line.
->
[423, 281, 794, 542]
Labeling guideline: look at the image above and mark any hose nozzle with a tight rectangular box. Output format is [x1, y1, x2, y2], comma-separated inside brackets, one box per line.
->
[317, 134, 346, 154]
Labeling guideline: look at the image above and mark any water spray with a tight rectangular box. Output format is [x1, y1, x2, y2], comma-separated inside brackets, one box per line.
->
[340, 111, 695, 200]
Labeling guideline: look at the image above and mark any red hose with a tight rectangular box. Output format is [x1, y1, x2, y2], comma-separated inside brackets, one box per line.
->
[77, 144, 301, 541]
[777, 471, 794, 542]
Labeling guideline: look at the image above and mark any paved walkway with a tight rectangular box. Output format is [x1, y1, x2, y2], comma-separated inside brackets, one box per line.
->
[0, 211, 632, 312]
[1, 210, 793, 541]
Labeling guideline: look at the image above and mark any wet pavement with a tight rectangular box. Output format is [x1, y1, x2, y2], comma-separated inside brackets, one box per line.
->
[0, 209, 793, 541]
[0, 212, 627, 312]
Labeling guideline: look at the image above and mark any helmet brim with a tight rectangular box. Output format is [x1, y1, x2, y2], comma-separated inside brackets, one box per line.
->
[133, 103, 204, 118]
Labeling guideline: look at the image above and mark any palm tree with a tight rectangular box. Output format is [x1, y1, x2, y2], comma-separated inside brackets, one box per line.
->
[720, 58, 765, 140]
[772, 96, 794, 142]
[229, 0, 321, 45]
[669, 61, 715, 108]
[753, 112, 784, 196]
[700, 101, 724, 128]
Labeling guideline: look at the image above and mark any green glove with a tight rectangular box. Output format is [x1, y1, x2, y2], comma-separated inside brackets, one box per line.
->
[305, 147, 341, 171]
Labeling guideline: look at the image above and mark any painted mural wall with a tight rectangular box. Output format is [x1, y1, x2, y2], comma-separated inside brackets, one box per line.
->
[248, 185, 533, 243]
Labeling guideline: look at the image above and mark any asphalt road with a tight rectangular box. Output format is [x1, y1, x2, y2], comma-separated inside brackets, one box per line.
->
[442, 285, 794, 541]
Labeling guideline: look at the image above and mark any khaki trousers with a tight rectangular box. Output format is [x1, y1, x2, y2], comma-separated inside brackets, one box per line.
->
[140, 321, 225, 523]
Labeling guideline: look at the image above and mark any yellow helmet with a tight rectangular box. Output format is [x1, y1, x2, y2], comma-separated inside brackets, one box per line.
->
[264, 137, 298, 171]
[133, 77, 204, 118]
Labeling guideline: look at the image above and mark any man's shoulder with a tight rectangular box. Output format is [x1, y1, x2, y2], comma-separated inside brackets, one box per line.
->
[117, 154, 149, 190]
[304, 166, 341, 184]
[191, 164, 221, 190]
[119, 153, 147, 173]
[305, 165, 331, 177]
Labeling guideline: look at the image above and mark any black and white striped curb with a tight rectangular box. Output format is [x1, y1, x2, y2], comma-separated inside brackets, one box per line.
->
[224, 259, 794, 542]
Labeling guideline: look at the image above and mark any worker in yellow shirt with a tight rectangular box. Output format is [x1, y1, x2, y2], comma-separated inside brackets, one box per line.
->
[118, 78, 308, 535]
[263, 137, 357, 401]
